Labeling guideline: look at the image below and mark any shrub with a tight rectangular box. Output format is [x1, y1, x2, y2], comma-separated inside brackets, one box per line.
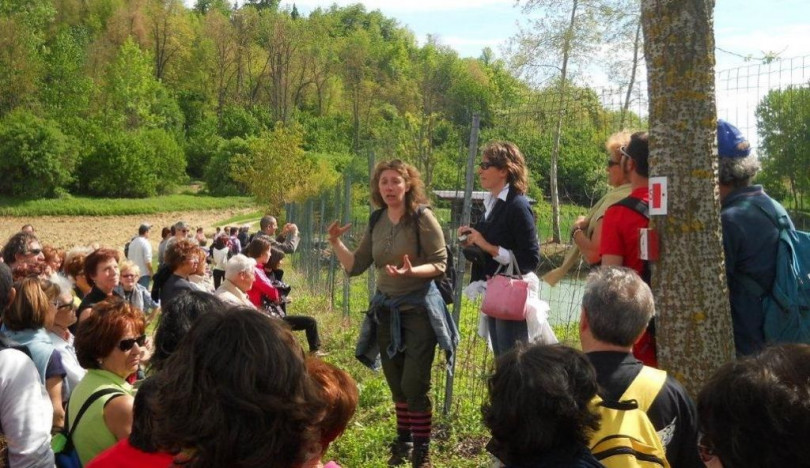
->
[0, 109, 78, 199]
[76, 129, 186, 197]
[203, 137, 249, 196]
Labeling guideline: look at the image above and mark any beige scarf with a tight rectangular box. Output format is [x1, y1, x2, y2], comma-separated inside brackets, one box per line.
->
[542, 183, 632, 286]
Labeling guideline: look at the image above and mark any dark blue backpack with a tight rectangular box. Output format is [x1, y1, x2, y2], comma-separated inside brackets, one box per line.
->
[735, 199, 810, 344]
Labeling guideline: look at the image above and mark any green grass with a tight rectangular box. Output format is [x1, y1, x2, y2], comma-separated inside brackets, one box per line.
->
[213, 210, 266, 228]
[0, 194, 256, 216]
[283, 265, 493, 467]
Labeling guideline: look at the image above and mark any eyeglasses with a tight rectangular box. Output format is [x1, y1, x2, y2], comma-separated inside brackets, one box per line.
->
[478, 161, 499, 170]
[53, 302, 76, 312]
[26, 248, 43, 256]
[181, 229, 189, 233]
[619, 145, 632, 159]
[121, 274, 138, 279]
[607, 159, 621, 168]
[118, 335, 146, 352]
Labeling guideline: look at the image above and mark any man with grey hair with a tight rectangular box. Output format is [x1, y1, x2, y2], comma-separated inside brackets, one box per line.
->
[214, 254, 256, 307]
[253, 215, 299, 254]
[580, 266, 701, 468]
[718, 119, 794, 356]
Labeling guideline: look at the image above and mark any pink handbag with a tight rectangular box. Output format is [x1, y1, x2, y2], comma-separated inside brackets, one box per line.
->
[481, 252, 530, 321]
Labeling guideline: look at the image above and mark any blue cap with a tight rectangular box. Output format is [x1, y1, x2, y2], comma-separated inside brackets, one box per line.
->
[717, 119, 750, 158]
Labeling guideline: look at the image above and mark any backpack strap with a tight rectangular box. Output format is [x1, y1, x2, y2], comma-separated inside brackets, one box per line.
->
[620, 366, 667, 412]
[614, 196, 649, 219]
[65, 388, 125, 441]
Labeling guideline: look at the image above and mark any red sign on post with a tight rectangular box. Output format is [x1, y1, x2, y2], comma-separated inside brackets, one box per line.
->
[648, 177, 667, 215]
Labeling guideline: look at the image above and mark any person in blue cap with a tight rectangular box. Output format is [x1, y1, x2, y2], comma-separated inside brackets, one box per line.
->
[718, 119, 795, 356]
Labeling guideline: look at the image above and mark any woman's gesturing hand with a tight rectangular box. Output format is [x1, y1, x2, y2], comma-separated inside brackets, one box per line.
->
[385, 254, 413, 277]
[327, 221, 352, 243]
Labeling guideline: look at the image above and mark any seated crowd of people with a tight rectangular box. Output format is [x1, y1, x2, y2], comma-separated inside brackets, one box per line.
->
[1, 205, 808, 468]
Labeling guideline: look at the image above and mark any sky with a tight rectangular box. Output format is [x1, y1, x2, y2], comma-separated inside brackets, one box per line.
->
[277, 0, 810, 69]
[274, 0, 810, 147]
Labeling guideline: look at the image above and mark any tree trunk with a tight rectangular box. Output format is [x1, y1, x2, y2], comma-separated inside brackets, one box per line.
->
[620, 19, 642, 128]
[548, 0, 578, 244]
[642, 0, 734, 396]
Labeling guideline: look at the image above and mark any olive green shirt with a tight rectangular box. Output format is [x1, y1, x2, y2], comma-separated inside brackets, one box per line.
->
[349, 208, 447, 296]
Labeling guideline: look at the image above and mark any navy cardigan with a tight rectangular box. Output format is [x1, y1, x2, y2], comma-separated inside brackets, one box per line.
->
[470, 185, 540, 282]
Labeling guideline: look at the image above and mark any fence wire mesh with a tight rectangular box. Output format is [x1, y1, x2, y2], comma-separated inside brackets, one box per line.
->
[284, 54, 810, 415]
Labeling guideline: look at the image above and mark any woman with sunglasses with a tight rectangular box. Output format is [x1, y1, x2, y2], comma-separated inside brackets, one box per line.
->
[543, 132, 633, 285]
[43, 274, 86, 404]
[115, 260, 159, 318]
[457, 141, 541, 358]
[69, 297, 145, 466]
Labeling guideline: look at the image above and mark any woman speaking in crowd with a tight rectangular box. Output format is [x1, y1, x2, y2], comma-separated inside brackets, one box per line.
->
[69, 298, 145, 466]
[327, 159, 458, 468]
[457, 141, 540, 357]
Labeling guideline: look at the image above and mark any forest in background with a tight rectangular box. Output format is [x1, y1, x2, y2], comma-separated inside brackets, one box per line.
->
[1, 0, 805, 215]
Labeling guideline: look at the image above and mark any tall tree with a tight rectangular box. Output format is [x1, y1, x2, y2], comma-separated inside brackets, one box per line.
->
[511, 0, 602, 243]
[756, 85, 810, 211]
[642, 0, 734, 395]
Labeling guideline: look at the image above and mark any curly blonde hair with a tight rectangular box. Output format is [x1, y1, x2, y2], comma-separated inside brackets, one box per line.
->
[370, 160, 428, 220]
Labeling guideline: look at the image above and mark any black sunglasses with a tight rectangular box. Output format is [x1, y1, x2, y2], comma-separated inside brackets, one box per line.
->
[478, 161, 499, 170]
[118, 335, 146, 352]
[26, 248, 43, 256]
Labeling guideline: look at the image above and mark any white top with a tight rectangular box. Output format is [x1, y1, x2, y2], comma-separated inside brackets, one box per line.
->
[483, 184, 512, 265]
[211, 246, 230, 271]
[48, 331, 86, 403]
[215, 280, 255, 308]
[127, 236, 153, 277]
[0, 348, 55, 468]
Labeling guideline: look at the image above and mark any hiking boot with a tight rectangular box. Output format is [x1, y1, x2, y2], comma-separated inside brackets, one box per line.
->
[411, 443, 431, 468]
[387, 440, 413, 466]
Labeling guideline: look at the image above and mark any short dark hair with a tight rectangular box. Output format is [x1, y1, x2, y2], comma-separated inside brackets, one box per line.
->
[244, 237, 271, 260]
[75, 297, 145, 369]
[626, 131, 649, 178]
[165, 239, 198, 272]
[259, 216, 276, 231]
[482, 344, 600, 466]
[697, 344, 810, 468]
[161, 227, 171, 239]
[84, 248, 120, 286]
[1, 232, 40, 264]
[582, 266, 655, 347]
[0, 263, 12, 312]
[151, 307, 326, 468]
[150, 290, 224, 373]
[268, 247, 286, 271]
[130, 377, 161, 452]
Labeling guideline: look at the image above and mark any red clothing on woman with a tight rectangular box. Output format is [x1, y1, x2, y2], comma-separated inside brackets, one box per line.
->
[246, 263, 280, 308]
[86, 439, 173, 468]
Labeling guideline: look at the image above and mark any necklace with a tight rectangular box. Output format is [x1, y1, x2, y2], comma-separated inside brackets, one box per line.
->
[385, 222, 400, 254]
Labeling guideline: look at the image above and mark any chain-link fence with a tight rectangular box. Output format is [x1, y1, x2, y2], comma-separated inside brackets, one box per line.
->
[284, 54, 810, 415]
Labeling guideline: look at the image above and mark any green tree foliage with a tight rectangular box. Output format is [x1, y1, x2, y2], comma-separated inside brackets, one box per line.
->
[230, 125, 337, 211]
[203, 137, 249, 196]
[756, 85, 810, 210]
[77, 128, 186, 197]
[0, 109, 78, 198]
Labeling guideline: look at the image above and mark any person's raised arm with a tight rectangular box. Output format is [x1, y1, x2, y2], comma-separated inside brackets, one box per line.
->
[327, 221, 355, 272]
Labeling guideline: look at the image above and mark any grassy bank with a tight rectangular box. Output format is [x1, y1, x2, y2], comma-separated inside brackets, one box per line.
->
[0, 194, 256, 216]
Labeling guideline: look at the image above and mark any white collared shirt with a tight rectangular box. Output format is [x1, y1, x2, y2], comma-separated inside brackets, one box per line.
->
[483, 184, 512, 265]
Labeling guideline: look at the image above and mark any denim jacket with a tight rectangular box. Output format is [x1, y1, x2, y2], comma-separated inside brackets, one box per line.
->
[355, 282, 459, 372]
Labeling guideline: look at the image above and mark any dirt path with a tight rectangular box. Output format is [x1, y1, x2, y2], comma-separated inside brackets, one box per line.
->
[0, 208, 258, 251]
